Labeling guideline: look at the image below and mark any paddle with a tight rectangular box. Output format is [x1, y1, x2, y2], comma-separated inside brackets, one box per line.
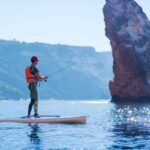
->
[21, 115, 60, 119]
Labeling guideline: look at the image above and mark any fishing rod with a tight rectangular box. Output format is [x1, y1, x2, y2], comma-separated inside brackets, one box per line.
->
[38, 64, 70, 85]
[48, 64, 71, 78]
[44, 62, 75, 81]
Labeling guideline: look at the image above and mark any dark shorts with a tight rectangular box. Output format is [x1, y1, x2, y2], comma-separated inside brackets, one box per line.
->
[28, 82, 38, 100]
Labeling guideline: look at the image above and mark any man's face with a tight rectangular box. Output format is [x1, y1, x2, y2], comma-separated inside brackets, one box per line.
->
[33, 60, 38, 65]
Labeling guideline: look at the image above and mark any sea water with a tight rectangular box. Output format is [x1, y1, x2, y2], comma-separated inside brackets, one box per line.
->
[0, 100, 149, 150]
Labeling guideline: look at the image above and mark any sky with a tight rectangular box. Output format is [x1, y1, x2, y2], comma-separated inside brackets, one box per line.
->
[0, 0, 149, 52]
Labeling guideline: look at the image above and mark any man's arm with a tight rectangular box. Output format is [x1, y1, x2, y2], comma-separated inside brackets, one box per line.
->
[35, 72, 48, 81]
[31, 66, 48, 81]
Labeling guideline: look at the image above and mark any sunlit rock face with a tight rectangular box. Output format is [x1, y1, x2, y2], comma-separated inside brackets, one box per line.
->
[103, 0, 150, 102]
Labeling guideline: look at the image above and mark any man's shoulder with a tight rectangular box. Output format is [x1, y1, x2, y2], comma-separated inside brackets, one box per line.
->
[30, 65, 39, 74]
[30, 65, 37, 69]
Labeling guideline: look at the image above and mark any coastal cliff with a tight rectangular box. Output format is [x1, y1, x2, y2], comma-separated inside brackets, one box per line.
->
[103, 0, 150, 102]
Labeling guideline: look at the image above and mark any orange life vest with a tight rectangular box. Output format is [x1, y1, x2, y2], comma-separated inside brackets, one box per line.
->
[25, 66, 35, 83]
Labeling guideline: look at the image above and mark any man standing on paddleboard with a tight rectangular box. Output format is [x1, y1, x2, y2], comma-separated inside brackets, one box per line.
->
[25, 56, 48, 118]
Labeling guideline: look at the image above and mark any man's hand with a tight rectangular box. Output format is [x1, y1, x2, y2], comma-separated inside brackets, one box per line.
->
[43, 76, 48, 82]
[35, 72, 48, 82]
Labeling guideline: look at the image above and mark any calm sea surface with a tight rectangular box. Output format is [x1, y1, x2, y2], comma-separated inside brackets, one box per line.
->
[0, 100, 149, 150]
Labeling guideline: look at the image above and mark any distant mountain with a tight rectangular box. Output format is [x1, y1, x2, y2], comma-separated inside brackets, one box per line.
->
[0, 39, 113, 100]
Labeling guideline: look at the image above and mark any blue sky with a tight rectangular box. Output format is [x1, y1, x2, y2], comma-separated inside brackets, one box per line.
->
[0, 0, 149, 52]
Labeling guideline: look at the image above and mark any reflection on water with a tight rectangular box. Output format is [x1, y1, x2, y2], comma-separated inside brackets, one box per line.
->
[28, 124, 40, 143]
[109, 123, 150, 150]
[28, 124, 42, 150]
[108, 103, 150, 150]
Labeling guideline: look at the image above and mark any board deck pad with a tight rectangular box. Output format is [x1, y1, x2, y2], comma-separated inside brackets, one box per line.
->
[21, 115, 60, 118]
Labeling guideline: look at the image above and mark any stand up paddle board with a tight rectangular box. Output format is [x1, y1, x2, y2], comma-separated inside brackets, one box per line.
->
[0, 116, 86, 124]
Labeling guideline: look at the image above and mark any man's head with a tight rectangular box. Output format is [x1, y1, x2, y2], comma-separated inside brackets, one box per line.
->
[31, 56, 39, 65]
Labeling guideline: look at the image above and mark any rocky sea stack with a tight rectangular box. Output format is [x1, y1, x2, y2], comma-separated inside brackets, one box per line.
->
[103, 0, 150, 102]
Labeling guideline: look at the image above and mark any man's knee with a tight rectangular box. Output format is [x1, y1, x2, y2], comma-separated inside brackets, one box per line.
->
[29, 98, 35, 105]
[34, 100, 38, 105]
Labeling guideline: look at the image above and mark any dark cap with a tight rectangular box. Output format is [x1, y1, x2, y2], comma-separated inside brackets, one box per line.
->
[31, 56, 39, 62]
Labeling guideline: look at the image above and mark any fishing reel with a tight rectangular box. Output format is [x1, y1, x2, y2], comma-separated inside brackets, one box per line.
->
[44, 76, 48, 82]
